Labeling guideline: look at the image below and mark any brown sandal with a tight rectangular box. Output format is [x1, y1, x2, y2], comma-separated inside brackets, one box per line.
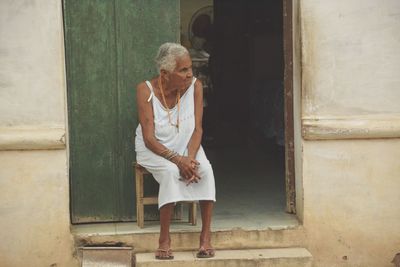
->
[196, 246, 215, 258]
[155, 248, 174, 260]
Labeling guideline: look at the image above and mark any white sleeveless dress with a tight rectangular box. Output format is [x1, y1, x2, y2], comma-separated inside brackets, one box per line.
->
[135, 77, 216, 209]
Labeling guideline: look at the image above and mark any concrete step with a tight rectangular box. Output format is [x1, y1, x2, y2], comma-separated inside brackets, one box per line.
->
[135, 248, 312, 267]
[81, 247, 133, 267]
[75, 226, 306, 253]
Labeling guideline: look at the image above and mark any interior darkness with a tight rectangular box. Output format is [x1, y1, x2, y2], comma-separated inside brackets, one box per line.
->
[203, 0, 283, 147]
[199, 0, 286, 218]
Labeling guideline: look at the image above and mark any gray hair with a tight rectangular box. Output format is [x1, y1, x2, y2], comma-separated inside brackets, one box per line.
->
[155, 43, 189, 73]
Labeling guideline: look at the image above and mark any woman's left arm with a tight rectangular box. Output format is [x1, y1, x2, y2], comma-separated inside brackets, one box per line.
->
[187, 79, 204, 159]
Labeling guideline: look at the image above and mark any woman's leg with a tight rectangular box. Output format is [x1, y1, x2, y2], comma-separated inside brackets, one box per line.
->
[199, 200, 214, 251]
[156, 203, 174, 258]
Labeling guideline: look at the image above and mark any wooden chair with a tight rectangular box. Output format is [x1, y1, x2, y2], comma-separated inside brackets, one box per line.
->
[134, 162, 197, 228]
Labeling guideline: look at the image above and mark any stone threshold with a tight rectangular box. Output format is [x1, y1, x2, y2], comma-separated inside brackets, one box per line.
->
[72, 222, 305, 253]
[71, 220, 300, 236]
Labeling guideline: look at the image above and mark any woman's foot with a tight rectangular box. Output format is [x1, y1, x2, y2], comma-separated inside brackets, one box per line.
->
[197, 231, 215, 258]
[155, 248, 174, 260]
[155, 237, 174, 260]
[196, 246, 215, 258]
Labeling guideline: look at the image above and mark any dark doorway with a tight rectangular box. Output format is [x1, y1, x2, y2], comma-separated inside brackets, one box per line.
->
[209, 0, 284, 147]
[184, 0, 296, 226]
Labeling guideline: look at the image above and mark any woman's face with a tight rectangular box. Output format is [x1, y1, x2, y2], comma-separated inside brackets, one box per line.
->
[166, 54, 193, 90]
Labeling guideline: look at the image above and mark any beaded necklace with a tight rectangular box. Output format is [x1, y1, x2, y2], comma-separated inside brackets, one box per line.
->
[158, 77, 180, 132]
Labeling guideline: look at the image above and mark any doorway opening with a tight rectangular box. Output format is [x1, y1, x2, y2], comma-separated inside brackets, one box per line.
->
[181, 0, 297, 229]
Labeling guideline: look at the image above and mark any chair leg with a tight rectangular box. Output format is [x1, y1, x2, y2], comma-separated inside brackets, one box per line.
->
[135, 166, 144, 228]
[189, 202, 197, 226]
[174, 203, 183, 221]
[136, 164, 198, 228]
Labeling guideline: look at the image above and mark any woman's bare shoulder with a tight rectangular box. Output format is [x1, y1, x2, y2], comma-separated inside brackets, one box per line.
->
[194, 78, 203, 87]
[136, 81, 148, 90]
[194, 78, 203, 92]
[136, 81, 151, 103]
[137, 77, 158, 91]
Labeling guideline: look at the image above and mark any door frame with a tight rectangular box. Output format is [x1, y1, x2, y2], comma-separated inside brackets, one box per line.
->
[283, 0, 296, 213]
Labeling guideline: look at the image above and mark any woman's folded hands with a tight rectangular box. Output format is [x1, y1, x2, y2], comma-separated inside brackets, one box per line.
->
[177, 156, 201, 185]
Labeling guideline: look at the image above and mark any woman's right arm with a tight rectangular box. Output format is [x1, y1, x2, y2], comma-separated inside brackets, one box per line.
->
[136, 82, 199, 182]
[136, 82, 166, 154]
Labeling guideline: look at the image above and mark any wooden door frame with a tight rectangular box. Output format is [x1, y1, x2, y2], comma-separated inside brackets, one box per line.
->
[283, 0, 296, 213]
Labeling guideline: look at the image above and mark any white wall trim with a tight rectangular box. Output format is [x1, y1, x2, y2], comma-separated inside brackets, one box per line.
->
[0, 127, 66, 150]
[302, 115, 400, 140]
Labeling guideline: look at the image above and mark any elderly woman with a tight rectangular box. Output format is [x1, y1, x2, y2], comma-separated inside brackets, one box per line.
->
[135, 43, 216, 259]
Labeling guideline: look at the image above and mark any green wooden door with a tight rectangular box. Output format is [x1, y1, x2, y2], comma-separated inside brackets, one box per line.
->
[63, 0, 180, 223]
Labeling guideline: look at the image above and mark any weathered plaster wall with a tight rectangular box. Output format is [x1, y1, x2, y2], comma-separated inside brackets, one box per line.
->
[301, 0, 400, 140]
[0, 1, 76, 266]
[301, 0, 400, 118]
[300, 0, 400, 266]
[0, 151, 76, 267]
[0, 0, 66, 127]
[303, 140, 400, 267]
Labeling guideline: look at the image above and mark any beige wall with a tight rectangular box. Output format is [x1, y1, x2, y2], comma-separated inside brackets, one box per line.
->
[299, 0, 400, 266]
[0, 150, 76, 267]
[301, 0, 400, 118]
[0, 1, 76, 266]
[0, 0, 66, 127]
[303, 140, 400, 267]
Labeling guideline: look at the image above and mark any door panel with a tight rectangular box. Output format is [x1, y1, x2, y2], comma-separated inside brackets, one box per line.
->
[64, 0, 180, 223]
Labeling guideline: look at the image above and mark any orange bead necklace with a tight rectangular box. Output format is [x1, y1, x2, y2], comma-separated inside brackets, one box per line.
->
[158, 77, 180, 132]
